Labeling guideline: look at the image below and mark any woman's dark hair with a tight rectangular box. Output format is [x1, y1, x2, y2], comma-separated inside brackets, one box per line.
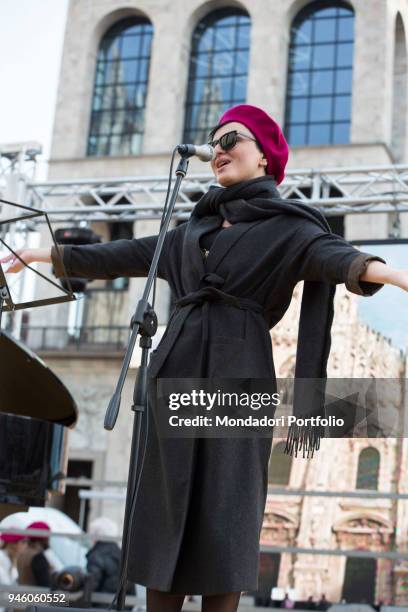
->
[208, 124, 264, 155]
[207, 124, 220, 142]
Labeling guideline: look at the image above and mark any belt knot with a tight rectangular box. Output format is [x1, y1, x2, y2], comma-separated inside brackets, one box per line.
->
[199, 272, 225, 288]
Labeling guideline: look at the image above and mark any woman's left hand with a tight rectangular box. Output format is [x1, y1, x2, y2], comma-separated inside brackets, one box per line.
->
[361, 261, 408, 291]
[390, 269, 408, 292]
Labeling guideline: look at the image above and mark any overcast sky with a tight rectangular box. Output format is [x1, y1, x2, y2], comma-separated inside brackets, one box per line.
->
[0, 0, 69, 176]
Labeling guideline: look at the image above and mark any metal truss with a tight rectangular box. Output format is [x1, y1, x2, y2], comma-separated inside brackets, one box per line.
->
[0, 142, 41, 182]
[5, 162, 408, 225]
[64, 477, 408, 499]
[16, 479, 406, 561]
[259, 545, 408, 561]
[54, 479, 408, 560]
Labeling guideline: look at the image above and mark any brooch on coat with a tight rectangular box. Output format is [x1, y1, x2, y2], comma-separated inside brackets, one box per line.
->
[201, 248, 210, 259]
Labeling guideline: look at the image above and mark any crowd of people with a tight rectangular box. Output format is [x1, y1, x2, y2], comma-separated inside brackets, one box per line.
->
[255, 592, 332, 609]
[0, 521, 54, 612]
[0, 519, 390, 610]
[281, 593, 331, 609]
[254, 591, 388, 609]
[0, 521, 53, 591]
[0, 516, 135, 610]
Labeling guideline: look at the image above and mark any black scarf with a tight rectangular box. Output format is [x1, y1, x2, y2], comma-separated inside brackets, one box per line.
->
[192, 175, 336, 458]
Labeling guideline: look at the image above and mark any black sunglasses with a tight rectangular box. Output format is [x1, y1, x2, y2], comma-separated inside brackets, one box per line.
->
[208, 130, 259, 151]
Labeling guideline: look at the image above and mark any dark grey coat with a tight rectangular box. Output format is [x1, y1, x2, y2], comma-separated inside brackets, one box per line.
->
[57, 208, 385, 595]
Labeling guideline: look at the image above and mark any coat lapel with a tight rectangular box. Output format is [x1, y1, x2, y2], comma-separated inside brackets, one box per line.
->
[182, 212, 265, 291]
[206, 218, 264, 272]
[182, 214, 221, 291]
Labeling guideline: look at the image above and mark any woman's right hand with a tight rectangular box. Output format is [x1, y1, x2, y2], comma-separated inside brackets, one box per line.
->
[0, 247, 52, 273]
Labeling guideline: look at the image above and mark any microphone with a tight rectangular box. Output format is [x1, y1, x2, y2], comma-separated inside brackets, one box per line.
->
[177, 143, 215, 162]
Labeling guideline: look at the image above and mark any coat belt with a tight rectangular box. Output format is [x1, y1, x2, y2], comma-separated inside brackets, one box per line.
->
[174, 273, 265, 375]
[174, 286, 264, 314]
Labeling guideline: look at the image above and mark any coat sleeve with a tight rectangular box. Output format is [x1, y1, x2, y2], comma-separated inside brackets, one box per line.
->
[31, 553, 51, 587]
[86, 550, 104, 592]
[51, 227, 178, 282]
[293, 225, 387, 296]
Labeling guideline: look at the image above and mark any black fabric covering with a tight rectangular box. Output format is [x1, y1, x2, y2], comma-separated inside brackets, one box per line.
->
[192, 176, 385, 456]
[31, 552, 51, 587]
[86, 542, 135, 595]
[53, 176, 387, 595]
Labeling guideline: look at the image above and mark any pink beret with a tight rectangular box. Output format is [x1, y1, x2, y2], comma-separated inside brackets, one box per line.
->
[214, 104, 289, 185]
[27, 521, 51, 537]
[1, 532, 25, 543]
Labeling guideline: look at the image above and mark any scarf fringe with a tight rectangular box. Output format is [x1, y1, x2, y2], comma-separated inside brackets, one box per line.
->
[283, 423, 325, 458]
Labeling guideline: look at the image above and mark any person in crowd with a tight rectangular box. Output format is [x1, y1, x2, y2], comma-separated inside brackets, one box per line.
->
[316, 593, 331, 610]
[86, 517, 136, 599]
[281, 592, 295, 608]
[305, 595, 316, 609]
[17, 521, 52, 587]
[0, 530, 27, 612]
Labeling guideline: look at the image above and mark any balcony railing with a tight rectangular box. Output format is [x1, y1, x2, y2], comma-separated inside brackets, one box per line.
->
[21, 325, 129, 352]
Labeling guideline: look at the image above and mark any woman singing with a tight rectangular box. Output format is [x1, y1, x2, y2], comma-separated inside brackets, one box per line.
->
[3, 105, 407, 612]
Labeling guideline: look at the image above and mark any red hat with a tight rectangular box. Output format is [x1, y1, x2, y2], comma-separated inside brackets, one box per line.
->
[213, 104, 289, 185]
[1, 531, 25, 543]
[27, 521, 51, 537]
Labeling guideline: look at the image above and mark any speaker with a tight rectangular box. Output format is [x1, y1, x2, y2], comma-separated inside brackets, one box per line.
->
[54, 227, 101, 293]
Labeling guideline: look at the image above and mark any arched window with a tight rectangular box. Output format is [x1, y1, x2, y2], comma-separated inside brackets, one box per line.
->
[268, 441, 292, 486]
[356, 447, 380, 490]
[183, 8, 251, 144]
[284, 2, 355, 146]
[88, 17, 153, 157]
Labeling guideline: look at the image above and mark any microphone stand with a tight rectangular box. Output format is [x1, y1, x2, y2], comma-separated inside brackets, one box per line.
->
[104, 151, 191, 610]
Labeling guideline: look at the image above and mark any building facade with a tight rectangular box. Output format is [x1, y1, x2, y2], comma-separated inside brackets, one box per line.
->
[25, 0, 408, 604]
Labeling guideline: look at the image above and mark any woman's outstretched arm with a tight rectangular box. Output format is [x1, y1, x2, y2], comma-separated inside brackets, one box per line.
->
[0, 229, 180, 280]
[359, 259, 408, 291]
[0, 247, 51, 273]
[293, 221, 408, 295]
